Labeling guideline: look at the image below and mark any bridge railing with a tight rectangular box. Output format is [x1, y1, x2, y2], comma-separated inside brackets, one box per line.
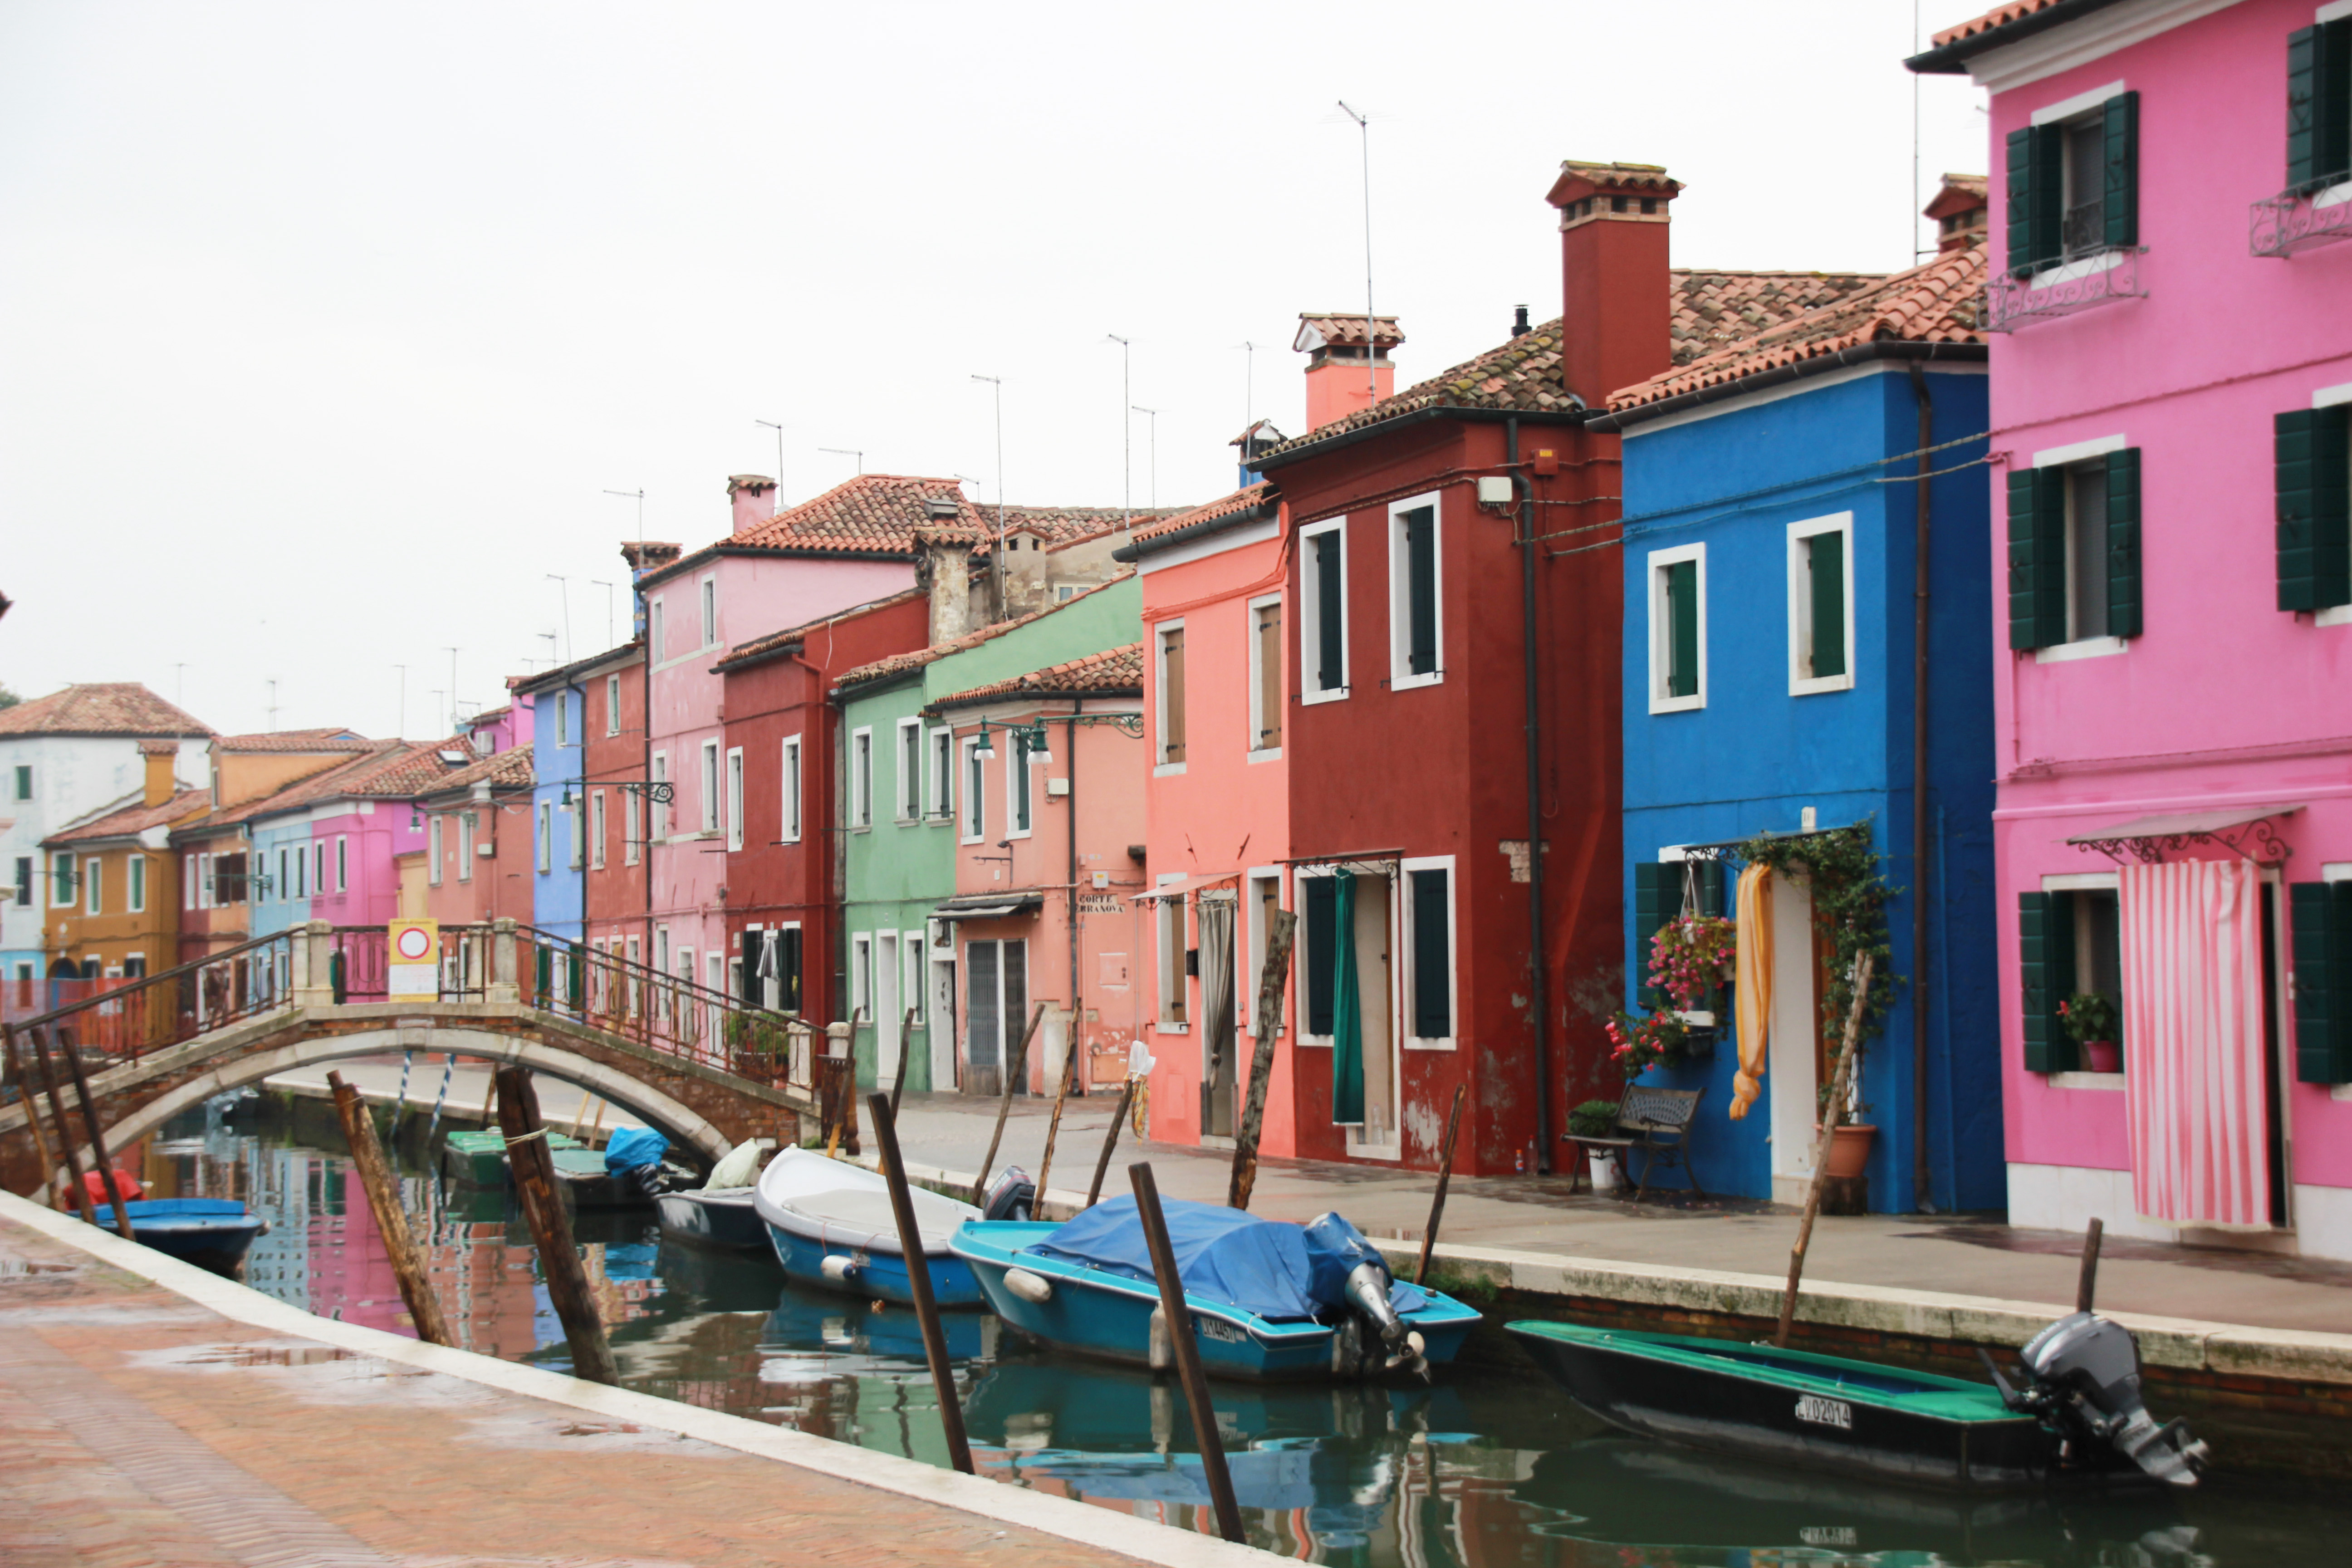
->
[515, 925, 822, 1094]
[328, 923, 494, 1002]
[0, 929, 298, 1093]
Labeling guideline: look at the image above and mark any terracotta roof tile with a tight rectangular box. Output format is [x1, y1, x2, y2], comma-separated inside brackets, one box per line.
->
[1932, 0, 2085, 49]
[1294, 314, 1404, 352]
[1609, 245, 1987, 413]
[832, 573, 1136, 695]
[46, 786, 212, 846]
[413, 744, 536, 801]
[213, 727, 375, 754]
[1670, 270, 1891, 368]
[0, 683, 211, 739]
[929, 644, 1144, 711]
[190, 738, 486, 828]
[1130, 483, 1275, 545]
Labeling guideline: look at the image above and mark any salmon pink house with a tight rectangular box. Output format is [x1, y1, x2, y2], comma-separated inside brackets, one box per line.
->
[1915, 0, 2352, 1258]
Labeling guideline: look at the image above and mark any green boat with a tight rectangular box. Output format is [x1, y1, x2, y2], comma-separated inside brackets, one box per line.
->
[439, 1127, 581, 1186]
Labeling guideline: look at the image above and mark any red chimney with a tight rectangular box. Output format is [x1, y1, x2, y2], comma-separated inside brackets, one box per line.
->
[727, 474, 777, 534]
[1544, 162, 1681, 407]
[1294, 313, 1402, 431]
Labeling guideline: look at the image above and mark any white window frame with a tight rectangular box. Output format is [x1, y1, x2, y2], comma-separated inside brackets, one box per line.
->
[606, 672, 621, 735]
[86, 858, 101, 915]
[928, 726, 955, 820]
[779, 734, 803, 843]
[624, 784, 641, 865]
[1299, 517, 1350, 704]
[429, 816, 444, 885]
[336, 834, 348, 892]
[591, 789, 608, 869]
[1387, 490, 1445, 691]
[1290, 864, 1337, 1049]
[851, 932, 873, 1021]
[895, 718, 923, 822]
[650, 752, 668, 840]
[1155, 873, 1189, 1034]
[1154, 618, 1188, 776]
[902, 930, 925, 1025]
[537, 802, 553, 873]
[454, 813, 470, 883]
[314, 841, 326, 898]
[850, 726, 874, 830]
[700, 739, 721, 834]
[699, 573, 718, 648]
[1786, 512, 1857, 696]
[960, 735, 986, 844]
[649, 597, 666, 660]
[1244, 867, 1285, 1035]
[1646, 541, 1708, 715]
[1246, 593, 1283, 760]
[128, 854, 146, 914]
[568, 798, 584, 869]
[182, 853, 195, 911]
[1399, 853, 1458, 1052]
[555, 691, 569, 748]
[725, 746, 745, 851]
[1007, 727, 1037, 839]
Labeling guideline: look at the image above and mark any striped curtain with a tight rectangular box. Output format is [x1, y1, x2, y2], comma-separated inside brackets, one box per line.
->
[2120, 859, 2269, 1226]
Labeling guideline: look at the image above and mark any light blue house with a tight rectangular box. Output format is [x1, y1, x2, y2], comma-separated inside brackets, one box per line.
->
[1591, 238, 2001, 1214]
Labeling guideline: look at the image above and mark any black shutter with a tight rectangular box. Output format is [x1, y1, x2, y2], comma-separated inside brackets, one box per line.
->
[740, 931, 761, 1006]
[2105, 447, 2143, 639]
[2006, 126, 2038, 276]
[780, 927, 803, 1014]
[1405, 507, 1437, 676]
[2278, 407, 2352, 612]
[1315, 533, 1344, 691]
[2292, 881, 2352, 1084]
[1303, 876, 1336, 1035]
[1410, 867, 1450, 1039]
[2102, 91, 2139, 250]
[2020, 891, 2079, 1073]
[1633, 860, 1667, 1009]
[2290, 22, 2352, 192]
[2007, 467, 2068, 650]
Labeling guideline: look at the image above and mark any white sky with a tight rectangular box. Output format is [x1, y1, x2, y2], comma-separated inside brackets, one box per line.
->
[0, 2, 1986, 740]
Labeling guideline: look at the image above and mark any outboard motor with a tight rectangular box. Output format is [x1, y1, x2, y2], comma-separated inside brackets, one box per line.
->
[1302, 1212, 1426, 1377]
[1985, 1311, 2208, 1486]
[982, 1164, 1035, 1222]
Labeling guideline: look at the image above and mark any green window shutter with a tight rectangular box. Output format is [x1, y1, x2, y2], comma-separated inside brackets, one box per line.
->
[2291, 25, 2324, 190]
[1665, 560, 1699, 697]
[1405, 507, 1437, 676]
[2006, 126, 2037, 275]
[2019, 891, 2078, 1073]
[1633, 861, 1666, 1009]
[534, 944, 553, 1005]
[1315, 533, 1344, 690]
[780, 927, 803, 1014]
[1303, 876, 1337, 1035]
[2102, 91, 2139, 249]
[1695, 860, 1726, 920]
[2007, 468, 2068, 650]
[2329, 22, 2352, 186]
[2292, 881, 2352, 1084]
[1808, 530, 1846, 678]
[2277, 407, 2352, 612]
[2105, 447, 2143, 639]
[1410, 867, 1450, 1038]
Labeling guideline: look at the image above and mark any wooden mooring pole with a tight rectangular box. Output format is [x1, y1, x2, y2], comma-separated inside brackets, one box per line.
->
[1131, 1161, 1245, 1544]
[3, 1025, 59, 1207]
[890, 1004, 916, 1119]
[1085, 1077, 1138, 1209]
[1415, 1083, 1468, 1286]
[1775, 953, 1875, 1348]
[1228, 909, 1297, 1211]
[867, 1091, 973, 1474]
[28, 1028, 97, 1224]
[328, 1070, 453, 1347]
[494, 1066, 619, 1386]
[56, 1026, 135, 1241]
[2076, 1217, 2104, 1313]
[1033, 1010, 1081, 1204]
[972, 1003, 1048, 1204]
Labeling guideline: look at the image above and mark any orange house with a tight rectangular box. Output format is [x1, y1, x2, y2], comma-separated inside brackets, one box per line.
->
[41, 743, 209, 978]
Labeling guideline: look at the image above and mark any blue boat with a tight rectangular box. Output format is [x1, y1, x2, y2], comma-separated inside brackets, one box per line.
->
[93, 1199, 269, 1278]
[752, 1147, 986, 1308]
[949, 1198, 1482, 1382]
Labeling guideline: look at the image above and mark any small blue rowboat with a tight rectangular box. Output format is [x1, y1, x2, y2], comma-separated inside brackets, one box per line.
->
[752, 1147, 986, 1308]
[950, 1198, 1482, 1382]
[94, 1199, 269, 1278]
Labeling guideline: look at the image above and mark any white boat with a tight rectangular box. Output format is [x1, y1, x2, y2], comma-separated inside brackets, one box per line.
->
[751, 1146, 986, 1307]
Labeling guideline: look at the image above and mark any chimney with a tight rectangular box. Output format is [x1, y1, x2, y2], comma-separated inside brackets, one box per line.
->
[1513, 304, 1531, 337]
[138, 740, 177, 807]
[1925, 172, 1989, 255]
[1294, 313, 1402, 431]
[1545, 161, 1681, 408]
[728, 474, 778, 534]
[917, 507, 974, 646]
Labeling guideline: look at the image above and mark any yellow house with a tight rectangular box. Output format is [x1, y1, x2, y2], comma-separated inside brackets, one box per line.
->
[43, 743, 209, 979]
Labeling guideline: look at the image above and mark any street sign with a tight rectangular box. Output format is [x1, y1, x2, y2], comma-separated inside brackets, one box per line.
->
[388, 918, 441, 1002]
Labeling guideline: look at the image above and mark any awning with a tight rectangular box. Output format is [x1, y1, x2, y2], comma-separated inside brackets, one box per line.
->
[930, 891, 1045, 922]
[2068, 804, 2303, 865]
[1129, 872, 1242, 903]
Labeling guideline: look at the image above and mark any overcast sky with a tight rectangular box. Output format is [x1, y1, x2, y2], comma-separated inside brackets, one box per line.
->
[1, 2, 1985, 740]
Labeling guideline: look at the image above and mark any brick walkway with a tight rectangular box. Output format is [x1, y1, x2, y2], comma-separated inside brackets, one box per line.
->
[0, 1215, 1183, 1568]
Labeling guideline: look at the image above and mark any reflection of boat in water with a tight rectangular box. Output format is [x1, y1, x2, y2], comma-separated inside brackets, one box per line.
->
[654, 1187, 764, 1250]
[1517, 1436, 2208, 1564]
[760, 1287, 991, 1371]
[653, 1234, 787, 1313]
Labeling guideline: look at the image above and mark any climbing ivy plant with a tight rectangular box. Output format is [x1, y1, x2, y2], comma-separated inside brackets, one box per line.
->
[1730, 819, 1902, 1050]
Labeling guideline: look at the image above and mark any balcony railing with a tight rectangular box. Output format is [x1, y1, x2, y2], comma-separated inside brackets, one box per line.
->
[1986, 246, 2147, 332]
[2251, 180, 2352, 259]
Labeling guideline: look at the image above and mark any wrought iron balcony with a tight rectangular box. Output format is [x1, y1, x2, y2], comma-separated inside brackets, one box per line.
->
[1985, 246, 2147, 332]
[2251, 179, 2352, 258]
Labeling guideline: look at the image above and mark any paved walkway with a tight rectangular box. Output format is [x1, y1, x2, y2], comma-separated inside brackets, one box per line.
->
[0, 1202, 1254, 1568]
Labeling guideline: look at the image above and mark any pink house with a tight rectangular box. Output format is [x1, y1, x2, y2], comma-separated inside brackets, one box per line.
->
[1916, 0, 2352, 1257]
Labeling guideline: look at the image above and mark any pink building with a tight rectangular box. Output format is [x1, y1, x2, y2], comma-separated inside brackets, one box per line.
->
[1916, 0, 2352, 1257]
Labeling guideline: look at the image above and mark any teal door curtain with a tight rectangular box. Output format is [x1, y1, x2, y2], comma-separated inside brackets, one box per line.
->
[1331, 870, 1364, 1125]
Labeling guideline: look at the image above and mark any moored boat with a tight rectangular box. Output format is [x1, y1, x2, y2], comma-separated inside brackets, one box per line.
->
[94, 1198, 269, 1278]
[753, 1145, 987, 1307]
[439, 1127, 581, 1186]
[951, 1197, 1481, 1382]
[653, 1186, 764, 1250]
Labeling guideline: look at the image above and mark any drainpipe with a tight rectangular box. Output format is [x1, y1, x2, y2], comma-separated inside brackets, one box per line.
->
[1906, 363, 1933, 1213]
[1508, 417, 1554, 1173]
[1067, 698, 1083, 1078]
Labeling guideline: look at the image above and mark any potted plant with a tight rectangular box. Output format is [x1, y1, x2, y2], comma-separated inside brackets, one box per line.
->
[2060, 992, 2122, 1073]
[1568, 1098, 1622, 1191]
[1817, 1084, 1877, 1178]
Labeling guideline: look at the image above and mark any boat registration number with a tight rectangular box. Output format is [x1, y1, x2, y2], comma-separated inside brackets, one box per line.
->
[1196, 1317, 1247, 1344]
[1793, 1395, 1853, 1430]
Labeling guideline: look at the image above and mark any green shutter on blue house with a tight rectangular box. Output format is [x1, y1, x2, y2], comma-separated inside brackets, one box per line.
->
[1808, 530, 1846, 678]
[2106, 447, 2143, 638]
[1410, 867, 1450, 1039]
[2008, 467, 2068, 650]
[1665, 560, 1699, 697]
[2102, 91, 2139, 249]
[2290, 22, 2352, 192]
[2292, 881, 2352, 1084]
[1303, 876, 1336, 1035]
[2277, 407, 2352, 612]
[1405, 506, 1437, 676]
[1632, 860, 1667, 1009]
[2019, 891, 2078, 1074]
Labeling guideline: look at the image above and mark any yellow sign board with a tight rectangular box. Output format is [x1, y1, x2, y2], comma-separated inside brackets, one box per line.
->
[388, 918, 441, 1002]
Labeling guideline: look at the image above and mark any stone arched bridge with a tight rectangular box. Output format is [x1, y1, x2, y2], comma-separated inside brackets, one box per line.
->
[1, 921, 827, 1197]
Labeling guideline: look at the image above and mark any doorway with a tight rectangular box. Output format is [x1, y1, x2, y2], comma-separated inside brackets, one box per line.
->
[930, 925, 958, 1092]
[1199, 892, 1239, 1140]
[1767, 872, 1821, 1204]
[1348, 871, 1399, 1161]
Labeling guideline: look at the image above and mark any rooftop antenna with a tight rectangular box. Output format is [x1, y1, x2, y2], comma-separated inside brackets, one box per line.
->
[265, 678, 279, 734]
[1104, 334, 1131, 527]
[971, 374, 1007, 583]
[1914, 0, 1925, 259]
[538, 631, 558, 666]
[544, 574, 573, 665]
[442, 647, 460, 733]
[1338, 101, 1377, 401]
[603, 489, 644, 589]
[1132, 406, 1161, 509]
[172, 662, 188, 708]
[755, 419, 788, 514]
[819, 446, 866, 476]
[589, 580, 617, 649]
[393, 663, 407, 740]
[1233, 342, 1262, 432]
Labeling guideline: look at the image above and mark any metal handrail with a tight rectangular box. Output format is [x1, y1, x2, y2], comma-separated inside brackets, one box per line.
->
[5, 928, 294, 1037]
[515, 924, 817, 1090]
[514, 924, 789, 1017]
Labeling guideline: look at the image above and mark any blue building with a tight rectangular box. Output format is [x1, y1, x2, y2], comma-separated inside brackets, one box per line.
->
[1592, 231, 2001, 1214]
[517, 647, 635, 945]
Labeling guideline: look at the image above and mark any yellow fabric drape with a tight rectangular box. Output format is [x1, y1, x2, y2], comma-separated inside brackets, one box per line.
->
[1730, 862, 1773, 1120]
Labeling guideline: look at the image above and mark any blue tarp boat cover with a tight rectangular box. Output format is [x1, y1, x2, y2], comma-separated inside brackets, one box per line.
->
[1023, 1198, 1424, 1320]
[603, 1126, 669, 1174]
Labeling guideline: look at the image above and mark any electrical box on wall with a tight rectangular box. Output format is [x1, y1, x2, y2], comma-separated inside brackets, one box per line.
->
[1046, 778, 1071, 797]
[1476, 475, 1514, 506]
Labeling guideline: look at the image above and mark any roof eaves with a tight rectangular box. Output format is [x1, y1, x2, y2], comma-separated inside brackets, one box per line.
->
[1113, 500, 1279, 562]
[1905, 0, 2125, 73]
[1588, 338, 1988, 433]
[1252, 404, 1583, 473]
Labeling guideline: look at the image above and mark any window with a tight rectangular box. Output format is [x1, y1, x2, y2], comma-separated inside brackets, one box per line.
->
[897, 719, 923, 820]
[1009, 730, 1035, 836]
[2291, 18, 2352, 196]
[649, 597, 666, 658]
[1389, 495, 1442, 688]
[429, 815, 445, 885]
[336, 835, 348, 893]
[1249, 597, 1282, 754]
[314, 841, 326, 898]
[538, 802, 553, 872]
[277, 846, 288, 901]
[215, 853, 246, 905]
[1402, 858, 1455, 1047]
[774, 925, 806, 1013]
[1298, 872, 1336, 1041]
[129, 855, 146, 913]
[1156, 622, 1187, 768]
[2291, 875, 2352, 1083]
[725, 746, 745, 851]
[1245, 872, 1282, 1034]
[851, 933, 873, 1022]
[568, 799, 584, 869]
[12, 764, 30, 802]
[86, 858, 102, 915]
[295, 845, 308, 899]
[1788, 514, 1855, 694]
[963, 938, 1027, 1073]
[851, 728, 873, 829]
[2008, 444, 2141, 652]
[1056, 584, 1075, 603]
[903, 931, 924, 1025]
[1300, 519, 1348, 702]
[960, 736, 985, 842]
[606, 673, 621, 735]
[555, 692, 569, 748]
[457, 811, 475, 882]
[1647, 544, 1707, 712]
[1155, 877, 1188, 1028]
[592, 790, 608, 868]
[779, 735, 802, 843]
[2006, 88, 2137, 275]
[624, 783, 642, 863]
[2019, 881, 2125, 1074]
[677, 946, 694, 985]
[700, 740, 720, 834]
[700, 575, 717, 647]
[929, 727, 954, 819]
[2277, 400, 2352, 613]
[650, 751, 669, 840]
[14, 857, 31, 908]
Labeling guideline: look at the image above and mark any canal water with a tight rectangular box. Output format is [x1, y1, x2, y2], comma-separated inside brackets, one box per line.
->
[126, 1091, 2344, 1567]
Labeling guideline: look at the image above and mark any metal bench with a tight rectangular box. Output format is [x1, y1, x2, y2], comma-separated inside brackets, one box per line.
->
[1567, 1084, 1705, 1202]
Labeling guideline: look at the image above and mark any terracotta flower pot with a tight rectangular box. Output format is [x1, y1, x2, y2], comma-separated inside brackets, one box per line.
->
[2082, 1039, 2121, 1073]
[1817, 1122, 1877, 1180]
